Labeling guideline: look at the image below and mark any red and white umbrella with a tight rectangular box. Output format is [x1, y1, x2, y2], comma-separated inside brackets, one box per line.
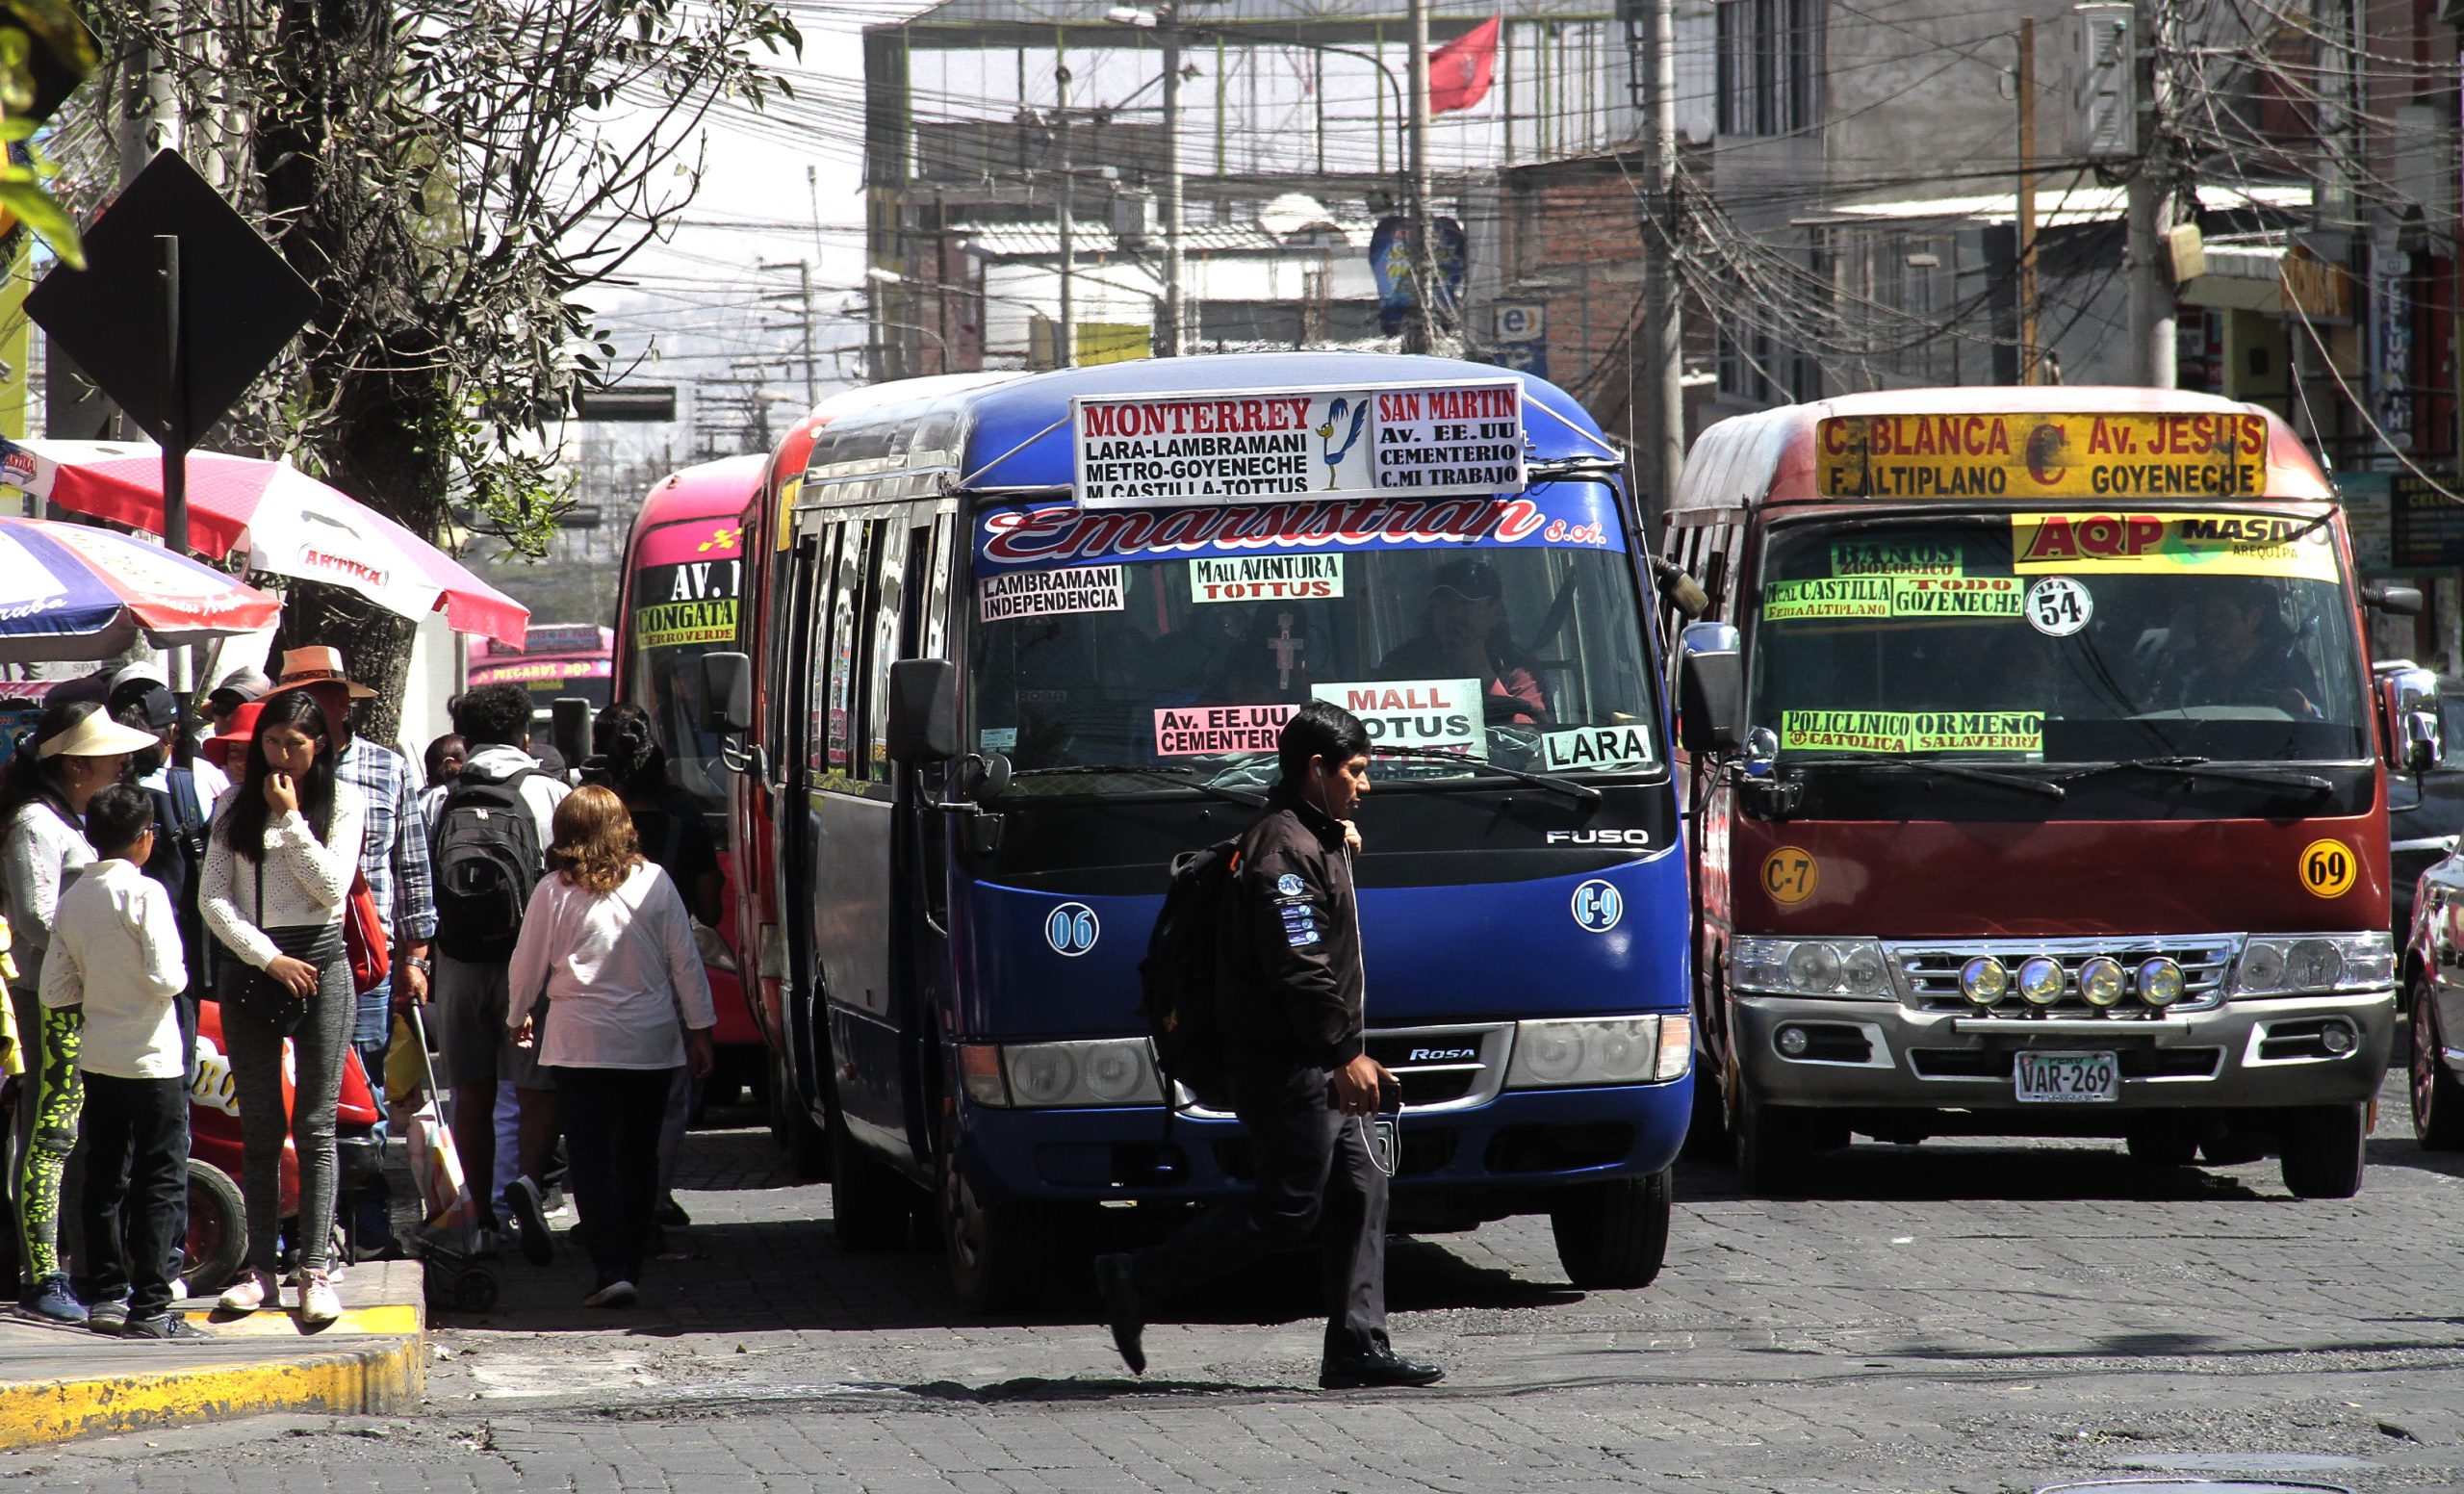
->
[0, 439, 529, 647]
[0, 515, 281, 662]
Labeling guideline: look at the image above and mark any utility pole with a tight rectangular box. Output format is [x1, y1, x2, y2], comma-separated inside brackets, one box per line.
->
[1636, 0, 1682, 512]
[759, 259, 819, 406]
[1159, 8, 1185, 357]
[2015, 18, 2038, 385]
[1054, 62, 1077, 369]
[1406, 0, 1435, 353]
[2125, 0, 2178, 388]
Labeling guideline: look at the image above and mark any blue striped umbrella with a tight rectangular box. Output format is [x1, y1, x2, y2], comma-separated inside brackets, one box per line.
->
[0, 515, 279, 662]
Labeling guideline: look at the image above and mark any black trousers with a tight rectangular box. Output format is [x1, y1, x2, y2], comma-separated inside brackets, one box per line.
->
[80, 1072, 189, 1320]
[551, 1066, 674, 1287]
[1130, 1064, 1390, 1359]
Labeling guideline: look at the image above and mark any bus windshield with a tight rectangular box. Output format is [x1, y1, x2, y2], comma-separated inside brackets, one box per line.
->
[1750, 510, 2369, 763]
[628, 531, 742, 815]
[966, 481, 1660, 792]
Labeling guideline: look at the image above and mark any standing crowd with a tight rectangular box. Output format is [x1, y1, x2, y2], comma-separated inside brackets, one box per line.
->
[0, 651, 719, 1335]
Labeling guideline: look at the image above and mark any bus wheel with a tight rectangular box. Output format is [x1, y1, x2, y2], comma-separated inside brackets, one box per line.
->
[829, 1111, 912, 1252]
[1548, 1168, 1671, 1290]
[2411, 982, 2464, 1150]
[183, 1160, 246, 1296]
[937, 1147, 1054, 1315]
[771, 1049, 830, 1180]
[2279, 1101, 2368, 1199]
[1732, 1090, 1820, 1194]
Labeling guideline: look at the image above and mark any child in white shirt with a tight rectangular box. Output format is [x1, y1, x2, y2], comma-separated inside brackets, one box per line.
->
[41, 784, 202, 1339]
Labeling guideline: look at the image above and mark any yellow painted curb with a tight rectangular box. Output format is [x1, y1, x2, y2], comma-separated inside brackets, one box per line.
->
[176, 1303, 424, 1338]
[0, 1334, 424, 1451]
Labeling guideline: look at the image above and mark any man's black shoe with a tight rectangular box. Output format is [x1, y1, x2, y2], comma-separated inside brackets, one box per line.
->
[1092, 1253, 1145, 1375]
[503, 1175, 555, 1267]
[1319, 1348, 1445, 1390]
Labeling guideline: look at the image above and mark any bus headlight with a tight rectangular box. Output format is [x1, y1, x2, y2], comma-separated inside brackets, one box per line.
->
[987, 1039, 1164, 1109]
[1732, 938, 1894, 998]
[1506, 1016, 1673, 1087]
[2078, 957, 2126, 1008]
[2232, 933, 2393, 996]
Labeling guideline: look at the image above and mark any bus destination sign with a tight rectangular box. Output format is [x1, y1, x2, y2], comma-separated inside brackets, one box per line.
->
[1815, 412, 2270, 501]
[1073, 380, 1527, 510]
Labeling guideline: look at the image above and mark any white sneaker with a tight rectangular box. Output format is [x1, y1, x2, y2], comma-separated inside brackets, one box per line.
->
[298, 1269, 343, 1327]
[216, 1269, 280, 1313]
[581, 1278, 636, 1308]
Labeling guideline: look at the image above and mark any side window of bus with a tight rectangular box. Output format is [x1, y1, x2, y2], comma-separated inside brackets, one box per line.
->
[800, 526, 839, 777]
[822, 521, 869, 780]
[862, 518, 911, 784]
[918, 514, 955, 662]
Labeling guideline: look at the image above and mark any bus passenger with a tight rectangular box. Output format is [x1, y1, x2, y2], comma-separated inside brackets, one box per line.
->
[1093, 701, 1445, 1392]
[1377, 559, 1547, 723]
[2159, 578, 2322, 718]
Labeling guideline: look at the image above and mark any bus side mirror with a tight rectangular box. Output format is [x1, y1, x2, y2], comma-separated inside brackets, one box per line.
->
[887, 658, 961, 764]
[699, 651, 754, 736]
[551, 697, 593, 777]
[2384, 666, 2444, 775]
[1677, 621, 1746, 755]
[2366, 582, 2426, 616]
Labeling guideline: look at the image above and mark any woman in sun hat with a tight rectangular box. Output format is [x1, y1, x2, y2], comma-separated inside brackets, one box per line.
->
[1, 700, 161, 1325]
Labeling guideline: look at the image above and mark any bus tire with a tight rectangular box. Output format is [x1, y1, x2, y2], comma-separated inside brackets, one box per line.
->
[1680, 997, 1730, 1160]
[2410, 981, 2464, 1150]
[938, 1146, 1055, 1315]
[772, 1048, 830, 1180]
[829, 1110, 911, 1252]
[1732, 1089, 1817, 1194]
[2279, 1101, 2368, 1199]
[183, 1160, 246, 1296]
[1548, 1168, 1671, 1291]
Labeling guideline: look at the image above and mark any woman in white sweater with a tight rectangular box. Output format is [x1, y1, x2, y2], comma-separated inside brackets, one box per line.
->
[507, 785, 715, 1307]
[199, 686, 366, 1326]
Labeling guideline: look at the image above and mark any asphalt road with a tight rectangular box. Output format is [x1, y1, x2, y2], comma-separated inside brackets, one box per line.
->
[7, 1066, 2464, 1493]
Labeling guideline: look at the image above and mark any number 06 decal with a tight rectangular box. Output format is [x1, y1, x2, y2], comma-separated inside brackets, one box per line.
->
[2298, 839, 2356, 899]
[1762, 846, 1818, 906]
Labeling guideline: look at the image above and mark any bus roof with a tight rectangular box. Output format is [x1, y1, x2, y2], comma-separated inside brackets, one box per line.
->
[635, 454, 767, 529]
[797, 352, 1618, 495]
[1668, 386, 2332, 513]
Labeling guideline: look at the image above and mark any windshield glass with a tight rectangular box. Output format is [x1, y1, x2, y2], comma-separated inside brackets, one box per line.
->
[967, 482, 1659, 791]
[628, 522, 743, 814]
[1750, 510, 2368, 763]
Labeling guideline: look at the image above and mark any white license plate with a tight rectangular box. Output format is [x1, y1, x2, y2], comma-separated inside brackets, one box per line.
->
[2013, 1050, 2118, 1104]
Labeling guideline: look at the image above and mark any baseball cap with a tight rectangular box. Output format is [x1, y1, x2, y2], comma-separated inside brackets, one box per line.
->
[1427, 559, 1503, 603]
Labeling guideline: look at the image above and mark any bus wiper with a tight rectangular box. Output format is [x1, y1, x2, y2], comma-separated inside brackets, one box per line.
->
[1000, 763, 1265, 808]
[2061, 757, 2334, 794]
[1371, 745, 1604, 803]
[1810, 754, 2067, 800]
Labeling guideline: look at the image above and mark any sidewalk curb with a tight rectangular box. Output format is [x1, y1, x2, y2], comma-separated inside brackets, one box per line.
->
[0, 1308, 424, 1450]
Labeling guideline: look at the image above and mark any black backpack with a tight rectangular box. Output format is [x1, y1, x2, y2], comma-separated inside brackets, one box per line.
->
[1137, 837, 1242, 1112]
[430, 766, 547, 962]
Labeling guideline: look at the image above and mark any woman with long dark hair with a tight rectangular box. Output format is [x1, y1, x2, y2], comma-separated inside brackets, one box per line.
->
[198, 686, 365, 1326]
[505, 785, 714, 1307]
[2, 701, 158, 1324]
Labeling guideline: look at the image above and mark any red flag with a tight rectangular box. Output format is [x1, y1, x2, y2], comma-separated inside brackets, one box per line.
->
[1429, 14, 1502, 115]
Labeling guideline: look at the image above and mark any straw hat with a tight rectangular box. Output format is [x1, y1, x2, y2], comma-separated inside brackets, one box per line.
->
[38, 706, 161, 760]
[274, 646, 377, 699]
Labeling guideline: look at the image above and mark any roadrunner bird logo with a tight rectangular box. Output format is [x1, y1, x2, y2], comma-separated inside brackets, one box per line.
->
[1316, 398, 1371, 490]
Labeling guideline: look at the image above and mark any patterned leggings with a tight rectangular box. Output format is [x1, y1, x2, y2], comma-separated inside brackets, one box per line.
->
[14, 1002, 83, 1284]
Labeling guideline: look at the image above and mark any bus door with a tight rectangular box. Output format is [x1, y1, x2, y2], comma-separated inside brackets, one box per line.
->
[770, 526, 824, 1115]
[892, 504, 960, 1164]
[803, 502, 911, 1150]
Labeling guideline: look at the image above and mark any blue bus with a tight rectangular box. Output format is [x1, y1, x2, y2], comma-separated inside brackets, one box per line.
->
[703, 352, 1696, 1310]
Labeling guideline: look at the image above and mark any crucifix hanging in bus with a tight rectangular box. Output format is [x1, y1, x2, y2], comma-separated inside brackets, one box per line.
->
[1268, 610, 1305, 690]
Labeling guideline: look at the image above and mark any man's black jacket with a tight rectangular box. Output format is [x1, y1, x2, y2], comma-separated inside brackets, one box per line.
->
[1216, 786, 1365, 1072]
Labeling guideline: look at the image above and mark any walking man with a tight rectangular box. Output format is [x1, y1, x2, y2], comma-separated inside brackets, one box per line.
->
[1093, 700, 1443, 1390]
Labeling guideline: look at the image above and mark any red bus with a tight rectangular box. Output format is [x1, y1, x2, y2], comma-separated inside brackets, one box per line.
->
[611, 456, 770, 1093]
[468, 623, 614, 729]
[1663, 387, 2431, 1199]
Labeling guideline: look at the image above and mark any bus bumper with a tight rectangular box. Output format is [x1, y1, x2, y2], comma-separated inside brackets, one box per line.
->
[954, 1075, 1693, 1210]
[1733, 988, 2395, 1117]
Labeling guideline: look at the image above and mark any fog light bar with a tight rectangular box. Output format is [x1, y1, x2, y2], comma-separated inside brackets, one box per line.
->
[2017, 955, 2065, 1006]
[2138, 957, 2186, 1007]
[1960, 956, 2009, 1006]
[2078, 956, 2125, 1008]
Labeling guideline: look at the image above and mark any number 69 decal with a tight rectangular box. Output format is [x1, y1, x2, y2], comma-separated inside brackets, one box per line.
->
[2298, 839, 2356, 899]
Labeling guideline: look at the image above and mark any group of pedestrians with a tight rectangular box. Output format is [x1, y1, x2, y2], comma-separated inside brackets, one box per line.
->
[0, 650, 721, 1336]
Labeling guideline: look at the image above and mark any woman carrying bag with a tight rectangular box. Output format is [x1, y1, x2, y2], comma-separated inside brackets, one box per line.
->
[199, 686, 365, 1326]
[505, 786, 715, 1307]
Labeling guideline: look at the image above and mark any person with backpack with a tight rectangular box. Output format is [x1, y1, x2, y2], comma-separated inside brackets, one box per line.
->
[1094, 700, 1443, 1392]
[199, 686, 366, 1327]
[427, 683, 568, 1267]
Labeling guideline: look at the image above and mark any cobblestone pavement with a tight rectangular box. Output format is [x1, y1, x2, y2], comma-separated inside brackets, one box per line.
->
[8, 1067, 2464, 1492]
